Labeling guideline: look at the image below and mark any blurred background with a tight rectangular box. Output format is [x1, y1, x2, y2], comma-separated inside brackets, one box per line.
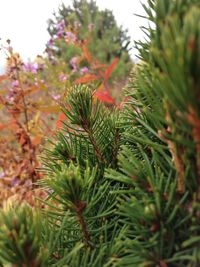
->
[0, 0, 147, 73]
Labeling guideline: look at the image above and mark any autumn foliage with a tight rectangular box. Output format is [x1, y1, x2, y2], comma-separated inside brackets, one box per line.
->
[0, 20, 130, 203]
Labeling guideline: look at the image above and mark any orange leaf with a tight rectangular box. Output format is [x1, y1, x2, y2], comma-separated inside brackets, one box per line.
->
[56, 113, 66, 130]
[75, 74, 98, 84]
[32, 135, 43, 146]
[83, 45, 91, 64]
[94, 90, 115, 104]
[104, 58, 119, 81]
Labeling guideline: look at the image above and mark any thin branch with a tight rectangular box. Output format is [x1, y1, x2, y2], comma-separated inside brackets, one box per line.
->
[16, 71, 29, 133]
[83, 121, 106, 164]
[76, 202, 92, 248]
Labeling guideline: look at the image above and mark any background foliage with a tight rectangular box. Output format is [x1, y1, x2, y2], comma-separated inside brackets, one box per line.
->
[47, 0, 132, 80]
[0, 0, 132, 202]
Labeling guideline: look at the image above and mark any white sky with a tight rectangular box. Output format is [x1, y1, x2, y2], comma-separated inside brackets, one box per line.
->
[0, 0, 148, 68]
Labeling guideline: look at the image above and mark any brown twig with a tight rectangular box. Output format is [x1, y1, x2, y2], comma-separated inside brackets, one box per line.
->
[75, 201, 92, 248]
[83, 119, 106, 164]
[15, 65, 29, 133]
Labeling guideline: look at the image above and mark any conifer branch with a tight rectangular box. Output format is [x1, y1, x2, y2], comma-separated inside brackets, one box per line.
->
[75, 201, 92, 248]
[82, 118, 106, 164]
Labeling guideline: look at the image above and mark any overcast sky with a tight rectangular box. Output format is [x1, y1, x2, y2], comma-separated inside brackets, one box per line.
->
[0, 0, 148, 68]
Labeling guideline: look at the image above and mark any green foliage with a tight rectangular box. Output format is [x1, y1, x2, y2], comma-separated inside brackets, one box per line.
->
[44, 163, 98, 212]
[105, 0, 200, 265]
[0, 203, 48, 266]
[43, 85, 121, 173]
[1, 1, 200, 266]
[37, 85, 124, 266]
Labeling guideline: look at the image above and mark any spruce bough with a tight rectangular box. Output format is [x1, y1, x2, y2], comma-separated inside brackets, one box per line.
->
[0, 0, 200, 266]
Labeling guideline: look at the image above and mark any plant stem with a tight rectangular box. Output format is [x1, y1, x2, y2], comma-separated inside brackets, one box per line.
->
[76, 203, 91, 248]
[16, 71, 29, 133]
[83, 122, 106, 164]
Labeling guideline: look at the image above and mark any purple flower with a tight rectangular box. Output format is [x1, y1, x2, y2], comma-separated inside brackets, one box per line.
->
[65, 32, 76, 43]
[80, 66, 89, 75]
[59, 74, 68, 82]
[56, 20, 65, 31]
[55, 20, 65, 39]
[11, 80, 19, 87]
[7, 96, 14, 103]
[56, 30, 63, 39]
[47, 38, 53, 46]
[23, 62, 38, 73]
[52, 94, 61, 100]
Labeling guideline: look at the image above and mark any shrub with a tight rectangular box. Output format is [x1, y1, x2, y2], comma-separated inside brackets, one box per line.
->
[0, 0, 200, 266]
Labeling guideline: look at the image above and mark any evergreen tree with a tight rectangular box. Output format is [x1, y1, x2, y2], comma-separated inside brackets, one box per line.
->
[0, 0, 200, 266]
[46, 0, 132, 80]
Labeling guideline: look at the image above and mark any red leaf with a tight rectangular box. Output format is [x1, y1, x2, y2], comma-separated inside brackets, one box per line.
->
[56, 113, 66, 130]
[94, 90, 115, 104]
[83, 45, 91, 64]
[75, 74, 98, 84]
[104, 58, 119, 81]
